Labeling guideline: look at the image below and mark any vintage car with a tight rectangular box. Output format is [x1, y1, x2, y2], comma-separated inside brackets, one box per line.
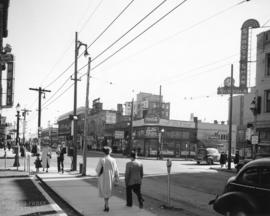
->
[196, 148, 220, 165]
[209, 158, 270, 216]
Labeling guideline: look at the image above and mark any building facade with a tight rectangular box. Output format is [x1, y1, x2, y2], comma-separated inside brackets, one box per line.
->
[125, 92, 170, 120]
[253, 29, 270, 154]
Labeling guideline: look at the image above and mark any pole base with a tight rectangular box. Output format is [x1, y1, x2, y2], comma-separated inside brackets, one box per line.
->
[13, 155, 20, 167]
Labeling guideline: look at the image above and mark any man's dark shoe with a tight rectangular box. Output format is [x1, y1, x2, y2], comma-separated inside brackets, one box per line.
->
[126, 204, 132, 207]
[139, 203, 143, 209]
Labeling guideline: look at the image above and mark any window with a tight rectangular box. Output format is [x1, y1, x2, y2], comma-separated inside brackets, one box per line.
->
[261, 167, 270, 189]
[266, 53, 270, 76]
[265, 90, 270, 113]
[239, 167, 259, 186]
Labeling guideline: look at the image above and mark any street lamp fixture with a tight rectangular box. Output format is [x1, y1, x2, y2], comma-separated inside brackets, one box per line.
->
[13, 103, 20, 169]
[77, 41, 89, 56]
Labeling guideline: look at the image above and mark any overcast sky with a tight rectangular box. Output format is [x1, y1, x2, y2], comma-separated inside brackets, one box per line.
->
[3, 0, 270, 137]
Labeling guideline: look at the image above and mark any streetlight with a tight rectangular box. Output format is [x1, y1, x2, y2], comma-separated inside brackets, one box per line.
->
[158, 128, 164, 160]
[13, 103, 20, 169]
[72, 31, 89, 171]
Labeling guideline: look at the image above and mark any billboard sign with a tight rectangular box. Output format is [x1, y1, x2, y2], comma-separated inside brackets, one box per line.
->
[239, 19, 259, 89]
[114, 130, 124, 139]
[6, 62, 14, 107]
[105, 112, 116, 124]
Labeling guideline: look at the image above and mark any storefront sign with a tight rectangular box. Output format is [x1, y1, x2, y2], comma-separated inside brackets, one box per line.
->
[114, 130, 124, 139]
[144, 116, 159, 124]
[239, 19, 259, 89]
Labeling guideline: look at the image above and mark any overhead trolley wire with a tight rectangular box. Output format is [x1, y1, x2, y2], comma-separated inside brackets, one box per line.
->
[78, 0, 136, 58]
[42, 0, 135, 94]
[42, 0, 190, 109]
[92, 0, 168, 62]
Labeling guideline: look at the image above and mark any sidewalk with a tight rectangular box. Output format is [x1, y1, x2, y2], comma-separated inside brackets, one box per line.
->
[37, 171, 156, 216]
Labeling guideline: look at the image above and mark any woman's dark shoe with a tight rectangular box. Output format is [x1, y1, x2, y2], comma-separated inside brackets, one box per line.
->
[104, 206, 109, 212]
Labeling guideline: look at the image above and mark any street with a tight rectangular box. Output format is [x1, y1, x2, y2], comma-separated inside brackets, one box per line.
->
[0, 149, 235, 215]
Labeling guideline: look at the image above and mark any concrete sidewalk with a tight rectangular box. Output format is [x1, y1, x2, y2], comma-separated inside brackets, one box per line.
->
[37, 171, 156, 216]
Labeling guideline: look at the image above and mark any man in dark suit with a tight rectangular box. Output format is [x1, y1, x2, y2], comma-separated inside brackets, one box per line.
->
[125, 151, 144, 208]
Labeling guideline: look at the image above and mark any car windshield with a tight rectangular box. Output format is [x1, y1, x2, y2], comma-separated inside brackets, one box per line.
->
[198, 149, 206, 154]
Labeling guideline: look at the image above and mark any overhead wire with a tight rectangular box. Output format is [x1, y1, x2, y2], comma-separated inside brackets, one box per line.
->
[40, 0, 250, 109]
[78, 0, 136, 58]
[49, 0, 188, 108]
[91, 0, 168, 62]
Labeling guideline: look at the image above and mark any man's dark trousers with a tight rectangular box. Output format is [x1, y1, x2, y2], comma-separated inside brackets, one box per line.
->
[126, 184, 143, 207]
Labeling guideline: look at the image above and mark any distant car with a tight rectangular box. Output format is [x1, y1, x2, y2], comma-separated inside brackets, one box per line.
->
[210, 158, 270, 216]
[196, 148, 220, 165]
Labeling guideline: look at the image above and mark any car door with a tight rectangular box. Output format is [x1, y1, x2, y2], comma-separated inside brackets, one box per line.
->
[255, 167, 270, 213]
[230, 167, 260, 197]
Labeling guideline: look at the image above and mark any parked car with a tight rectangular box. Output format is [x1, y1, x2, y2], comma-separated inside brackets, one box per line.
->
[235, 153, 270, 173]
[209, 158, 270, 216]
[196, 148, 220, 165]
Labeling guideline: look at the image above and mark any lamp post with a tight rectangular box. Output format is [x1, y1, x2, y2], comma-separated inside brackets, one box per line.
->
[13, 103, 20, 169]
[72, 31, 89, 171]
[160, 128, 164, 160]
[249, 97, 258, 158]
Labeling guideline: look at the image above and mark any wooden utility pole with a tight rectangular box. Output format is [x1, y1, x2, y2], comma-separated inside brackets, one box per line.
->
[29, 87, 51, 137]
[82, 57, 91, 176]
[228, 64, 233, 170]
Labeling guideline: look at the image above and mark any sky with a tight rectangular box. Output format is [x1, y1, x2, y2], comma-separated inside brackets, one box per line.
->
[2, 0, 270, 138]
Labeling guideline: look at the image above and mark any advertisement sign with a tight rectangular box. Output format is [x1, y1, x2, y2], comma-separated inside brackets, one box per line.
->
[239, 19, 259, 89]
[6, 61, 14, 107]
[114, 130, 124, 139]
[105, 112, 116, 124]
[251, 135, 259, 145]
[217, 86, 248, 95]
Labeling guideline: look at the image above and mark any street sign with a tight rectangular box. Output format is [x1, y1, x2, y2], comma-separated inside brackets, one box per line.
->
[114, 130, 124, 139]
[251, 135, 259, 145]
[217, 86, 248, 95]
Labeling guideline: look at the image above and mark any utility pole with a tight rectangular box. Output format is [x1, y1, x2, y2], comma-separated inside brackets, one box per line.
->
[82, 57, 91, 176]
[29, 87, 51, 138]
[129, 98, 134, 155]
[228, 64, 233, 170]
[72, 31, 88, 171]
[21, 108, 31, 146]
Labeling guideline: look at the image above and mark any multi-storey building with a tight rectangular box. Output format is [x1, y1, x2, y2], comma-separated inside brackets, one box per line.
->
[252, 29, 270, 154]
[125, 92, 170, 120]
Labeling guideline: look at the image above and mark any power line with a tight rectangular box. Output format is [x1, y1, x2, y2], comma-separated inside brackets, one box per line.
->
[79, 0, 189, 75]
[42, 0, 135, 91]
[78, 0, 104, 33]
[92, 0, 168, 62]
[78, 0, 135, 58]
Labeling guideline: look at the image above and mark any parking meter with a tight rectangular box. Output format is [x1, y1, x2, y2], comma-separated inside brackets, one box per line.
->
[166, 159, 172, 173]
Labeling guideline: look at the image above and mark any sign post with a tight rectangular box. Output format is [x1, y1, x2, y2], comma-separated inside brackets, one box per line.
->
[166, 159, 172, 207]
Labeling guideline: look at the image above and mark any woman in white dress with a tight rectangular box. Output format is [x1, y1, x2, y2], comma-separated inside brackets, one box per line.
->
[96, 146, 119, 212]
[41, 145, 51, 172]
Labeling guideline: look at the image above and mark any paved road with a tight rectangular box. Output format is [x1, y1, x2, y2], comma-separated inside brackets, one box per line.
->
[0, 149, 235, 215]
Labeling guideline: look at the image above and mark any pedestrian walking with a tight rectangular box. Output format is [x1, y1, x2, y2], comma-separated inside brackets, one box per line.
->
[41, 144, 52, 172]
[220, 152, 226, 168]
[34, 153, 42, 173]
[56, 143, 66, 173]
[234, 151, 240, 165]
[95, 146, 119, 212]
[125, 151, 144, 208]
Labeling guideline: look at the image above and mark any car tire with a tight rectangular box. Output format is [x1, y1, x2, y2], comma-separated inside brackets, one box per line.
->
[197, 161, 200, 165]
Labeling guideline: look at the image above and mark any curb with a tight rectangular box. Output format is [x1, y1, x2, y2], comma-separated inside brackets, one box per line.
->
[35, 174, 84, 216]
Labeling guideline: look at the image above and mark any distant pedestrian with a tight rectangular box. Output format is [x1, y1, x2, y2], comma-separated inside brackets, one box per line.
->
[41, 145, 52, 172]
[234, 151, 240, 165]
[95, 146, 119, 212]
[219, 152, 226, 168]
[34, 153, 42, 173]
[56, 144, 66, 173]
[125, 151, 144, 208]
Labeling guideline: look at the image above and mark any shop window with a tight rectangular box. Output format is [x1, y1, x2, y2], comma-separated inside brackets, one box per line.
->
[265, 90, 270, 113]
